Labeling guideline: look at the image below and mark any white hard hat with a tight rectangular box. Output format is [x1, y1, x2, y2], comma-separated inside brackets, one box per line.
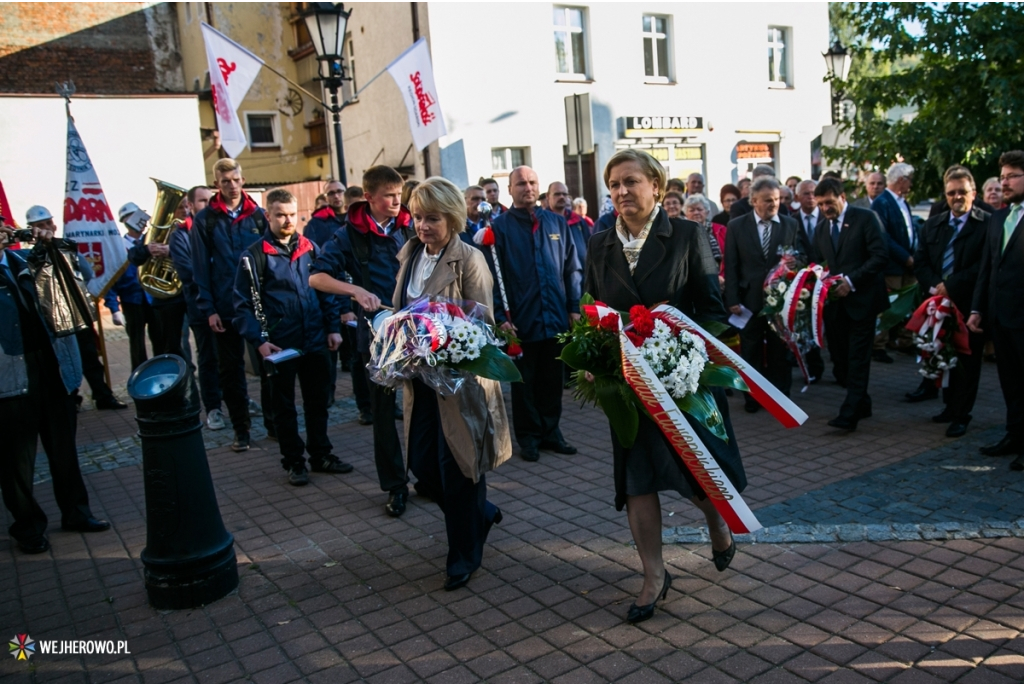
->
[26, 205, 52, 224]
[118, 202, 141, 222]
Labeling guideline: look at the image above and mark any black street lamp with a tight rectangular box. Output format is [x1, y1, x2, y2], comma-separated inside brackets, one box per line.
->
[304, 2, 353, 186]
[823, 40, 852, 125]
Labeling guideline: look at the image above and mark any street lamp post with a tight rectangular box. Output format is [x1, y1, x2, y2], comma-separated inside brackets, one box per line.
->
[304, 2, 353, 186]
[822, 40, 851, 125]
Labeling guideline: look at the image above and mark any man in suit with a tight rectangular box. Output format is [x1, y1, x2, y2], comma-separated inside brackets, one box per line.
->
[730, 165, 791, 221]
[968, 150, 1024, 468]
[851, 171, 886, 209]
[871, 162, 919, 366]
[914, 168, 989, 438]
[811, 178, 890, 430]
[725, 177, 810, 411]
[927, 166, 996, 218]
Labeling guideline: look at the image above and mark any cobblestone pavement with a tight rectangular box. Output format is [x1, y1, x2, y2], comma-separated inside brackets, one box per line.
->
[2, 329, 1023, 683]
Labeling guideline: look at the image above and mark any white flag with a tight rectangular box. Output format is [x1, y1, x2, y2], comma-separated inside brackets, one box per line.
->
[386, 38, 447, 151]
[200, 23, 264, 158]
[61, 113, 127, 298]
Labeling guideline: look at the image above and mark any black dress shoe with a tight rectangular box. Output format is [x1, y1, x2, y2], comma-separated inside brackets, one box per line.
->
[946, 421, 969, 438]
[932, 409, 953, 423]
[444, 572, 472, 591]
[712, 535, 736, 572]
[626, 570, 672, 624]
[828, 416, 858, 431]
[980, 436, 1024, 457]
[905, 387, 939, 403]
[62, 517, 111, 533]
[357, 410, 374, 426]
[1011, 455, 1024, 472]
[288, 466, 310, 486]
[872, 350, 895, 364]
[521, 447, 540, 462]
[18, 536, 50, 554]
[95, 396, 128, 410]
[540, 440, 577, 455]
[310, 456, 354, 474]
[231, 431, 250, 452]
[386, 491, 407, 517]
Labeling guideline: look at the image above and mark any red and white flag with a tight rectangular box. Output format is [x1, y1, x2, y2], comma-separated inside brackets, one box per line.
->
[386, 38, 447, 151]
[60, 112, 127, 298]
[200, 23, 264, 158]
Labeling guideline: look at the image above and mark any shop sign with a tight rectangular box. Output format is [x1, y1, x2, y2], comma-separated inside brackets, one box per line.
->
[622, 116, 703, 137]
[737, 143, 774, 160]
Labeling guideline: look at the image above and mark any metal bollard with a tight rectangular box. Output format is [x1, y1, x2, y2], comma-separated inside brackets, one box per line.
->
[128, 354, 238, 610]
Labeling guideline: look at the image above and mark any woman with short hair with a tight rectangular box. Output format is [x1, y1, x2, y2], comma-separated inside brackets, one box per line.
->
[713, 184, 740, 226]
[983, 177, 1004, 210]
[662, 190, 684, 219]
[684, 194, 727, 290]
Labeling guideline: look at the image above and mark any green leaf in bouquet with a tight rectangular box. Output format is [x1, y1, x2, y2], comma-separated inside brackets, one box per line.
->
[699, 364, 749, 391]
[580, 292, 596, 306]
[595, 375, 638, 448]
[558, 340, 589, 370]
[696, 319, 730, 338]
[677, 387, 728, 442]
[454, 344, 522, 383]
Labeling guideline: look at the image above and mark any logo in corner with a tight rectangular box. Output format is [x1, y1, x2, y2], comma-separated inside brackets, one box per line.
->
[9, 634, 34, 660]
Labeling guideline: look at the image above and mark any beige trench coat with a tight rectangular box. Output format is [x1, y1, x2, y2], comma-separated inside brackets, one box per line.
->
[392, 235, 512, 482]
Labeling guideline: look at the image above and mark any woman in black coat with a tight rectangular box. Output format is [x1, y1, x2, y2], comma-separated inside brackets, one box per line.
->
[584, 149, 747, 624]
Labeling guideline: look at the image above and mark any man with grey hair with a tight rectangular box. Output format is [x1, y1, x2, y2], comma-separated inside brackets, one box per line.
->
[725, 176, 810, 409]
[730, 165, 791, 220]
[685, 173, 719, 214]
[852, 171, 886, 209]
[871, 161, 919, 366]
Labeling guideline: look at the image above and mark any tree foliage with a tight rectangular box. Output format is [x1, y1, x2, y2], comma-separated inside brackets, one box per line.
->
[827, 2, 1024, 198]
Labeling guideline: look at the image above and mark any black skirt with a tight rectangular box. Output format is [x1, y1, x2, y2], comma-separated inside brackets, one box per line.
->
[611, 387, 746, 511]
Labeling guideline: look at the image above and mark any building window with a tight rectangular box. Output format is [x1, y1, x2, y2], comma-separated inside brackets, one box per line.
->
[245, 113, 280, 148]
[553, 6, 588, 78]
[341, 33, 357, 102]
[642, 15, 671, 82]
[491, 147, 529, 173]
[767, 26, 791, 87]
[185, 2, 192, 24]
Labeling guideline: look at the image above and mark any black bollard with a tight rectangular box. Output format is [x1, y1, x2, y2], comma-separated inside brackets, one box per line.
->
[128, 354, 238, 610]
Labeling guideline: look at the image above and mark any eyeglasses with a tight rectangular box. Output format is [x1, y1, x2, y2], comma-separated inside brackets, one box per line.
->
[999, 173, 1024, 183]
[944, 190, 971, 197]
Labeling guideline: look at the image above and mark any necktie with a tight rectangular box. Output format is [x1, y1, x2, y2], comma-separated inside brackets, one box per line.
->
[830, 219, 840, 252]
[1005, 204, 1022, 252]
[760, 220, 772, 258]
[805, 215, 815, 240]
[942, 218, 961, 280]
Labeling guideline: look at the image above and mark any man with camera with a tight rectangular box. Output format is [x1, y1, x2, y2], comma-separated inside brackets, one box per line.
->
[0, 219, 110, 554]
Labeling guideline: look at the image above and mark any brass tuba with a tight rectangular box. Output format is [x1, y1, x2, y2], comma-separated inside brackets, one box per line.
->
[139, 178, 187, 299]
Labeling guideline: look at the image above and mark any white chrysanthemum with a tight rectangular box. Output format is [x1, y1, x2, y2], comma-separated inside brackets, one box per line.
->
[766, 295, 778, 307]
[777, 282, 788, 294]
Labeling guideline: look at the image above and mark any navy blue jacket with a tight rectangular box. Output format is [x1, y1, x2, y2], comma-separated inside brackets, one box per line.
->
[871, 190, 918, 276]
[564, 210, 592, 265]
[485, 206, 582, 343]
[595, 210, 617, 233]
[190, 192, 268, 321]
[302, 206, 345, 248]
[233, 231, 340, 353]
[104, 234, 150, 312]
[310, 201, 415, 353]
[169, 218, 204, 323]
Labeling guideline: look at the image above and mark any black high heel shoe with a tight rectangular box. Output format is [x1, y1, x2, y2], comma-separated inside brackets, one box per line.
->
[626, 570, 672, 624]
[712, 534, 736, 572]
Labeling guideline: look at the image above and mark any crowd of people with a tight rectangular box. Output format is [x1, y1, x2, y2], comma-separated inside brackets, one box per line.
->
[3, 145, 1023, 624]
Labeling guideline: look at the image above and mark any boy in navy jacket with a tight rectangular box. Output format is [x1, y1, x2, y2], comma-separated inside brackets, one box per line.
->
[234, 188, 352, 485]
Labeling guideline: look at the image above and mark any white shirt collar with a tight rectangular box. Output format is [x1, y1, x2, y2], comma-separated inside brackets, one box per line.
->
[886, 188, 903, 202]
[752, 211, 781, 224]
[801, 207, 819, 221]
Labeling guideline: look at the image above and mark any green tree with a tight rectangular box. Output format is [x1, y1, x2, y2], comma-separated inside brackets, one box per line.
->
[827, 2, 1024, 198]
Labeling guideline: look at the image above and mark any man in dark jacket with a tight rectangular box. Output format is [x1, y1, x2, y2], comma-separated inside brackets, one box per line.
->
[234, 188, 351, 485]
[310, 165, 414, 517]
[548, 181, 591, 265]
[914, 168, 988, 438]
[968, 150, 1024, 467]
[486, 166, 582, 462]
[810, 178, 891, 431]
[190, 158, 273, 452]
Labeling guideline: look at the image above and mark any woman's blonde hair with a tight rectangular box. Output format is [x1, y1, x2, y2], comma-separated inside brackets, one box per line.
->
[603, 149, 666, 201]
[409, 177, 467, 235]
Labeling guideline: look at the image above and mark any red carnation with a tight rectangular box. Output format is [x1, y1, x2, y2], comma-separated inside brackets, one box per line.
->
[599, 313, 620, 331]
[625, 331, 646, 348]
[629, 305, 655, 338]
[507, 341, 523, 357]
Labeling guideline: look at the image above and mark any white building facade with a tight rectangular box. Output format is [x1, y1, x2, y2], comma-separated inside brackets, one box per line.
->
[423, 2, 833, 212]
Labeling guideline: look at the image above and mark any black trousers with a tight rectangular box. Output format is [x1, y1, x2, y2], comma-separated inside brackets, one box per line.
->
[991, 323, 1024, 442]
[74, 326, 115, 402]
[189, 322, 223, 414]
[0, 349, 94, 543]
[214, 321, 274, 435]
[362, 352, 407, 494]
[121, 300, 161, 372]
[740, 315, 792, 399]
[943, 330, 986, 423]
[152, 301, 187, 358]
[825, 305, 875, 419]
[269, 349, 332, 469]
[806, 346, 825, 382]
[408, 380, 497, 576]
[510, 338, 566, 450]
[351, 342, 371, 412]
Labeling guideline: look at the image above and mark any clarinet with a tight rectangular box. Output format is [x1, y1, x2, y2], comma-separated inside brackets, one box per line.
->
[242, 255, 269, 342]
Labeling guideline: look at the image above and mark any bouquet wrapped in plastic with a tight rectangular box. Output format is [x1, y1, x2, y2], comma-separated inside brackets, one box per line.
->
[367, 297, 522, 396]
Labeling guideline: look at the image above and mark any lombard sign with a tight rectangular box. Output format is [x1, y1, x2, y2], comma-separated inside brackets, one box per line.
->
[621, 115, 703, 138]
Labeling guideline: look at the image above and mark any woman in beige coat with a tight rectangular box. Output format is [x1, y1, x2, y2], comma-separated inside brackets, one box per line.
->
[394, 177, 512, 591]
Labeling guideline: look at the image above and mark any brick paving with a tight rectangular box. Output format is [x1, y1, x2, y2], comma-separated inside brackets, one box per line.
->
[2, 320, 1024, 683]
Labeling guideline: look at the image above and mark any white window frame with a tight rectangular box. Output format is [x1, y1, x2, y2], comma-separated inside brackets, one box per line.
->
[491, 147, 531, 174]
[553, 6, 589, 80]
[642, 14, 673, 83]
[340, 33, 357, 103]
[244, 111, 281, 149]
[767, 26, 792, 88]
